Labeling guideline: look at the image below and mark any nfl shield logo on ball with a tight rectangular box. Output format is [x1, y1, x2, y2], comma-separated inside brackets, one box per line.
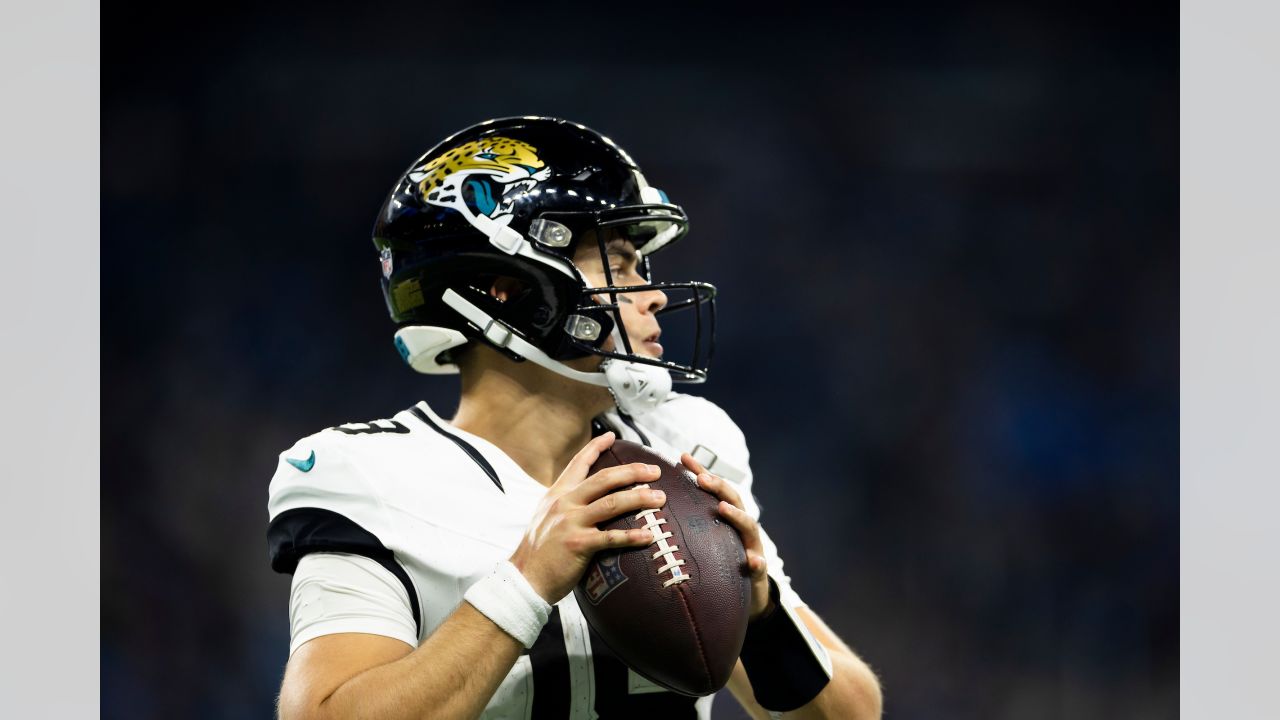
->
[583, 553, 628, 605]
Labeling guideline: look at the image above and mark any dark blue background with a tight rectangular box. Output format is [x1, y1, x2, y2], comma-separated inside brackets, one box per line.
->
[103, 5, 1177, 718]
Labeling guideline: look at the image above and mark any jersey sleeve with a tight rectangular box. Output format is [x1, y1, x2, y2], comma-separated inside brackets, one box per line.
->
[267, 431, 423, 638]
[644, 394, 810, 611]
[288, 552, 419, 655]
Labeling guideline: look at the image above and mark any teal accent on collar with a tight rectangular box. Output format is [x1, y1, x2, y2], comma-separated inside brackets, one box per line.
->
[286, 450, 316, 473]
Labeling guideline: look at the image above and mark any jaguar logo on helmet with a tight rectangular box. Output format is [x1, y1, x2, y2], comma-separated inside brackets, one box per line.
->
[406, 137, 552, 241]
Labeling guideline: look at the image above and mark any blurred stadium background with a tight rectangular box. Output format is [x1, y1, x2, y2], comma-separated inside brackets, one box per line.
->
[102, 5, 1177, 718]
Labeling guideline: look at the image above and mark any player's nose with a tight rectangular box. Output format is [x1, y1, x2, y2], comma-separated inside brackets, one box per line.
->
[634, 286, 667, 316]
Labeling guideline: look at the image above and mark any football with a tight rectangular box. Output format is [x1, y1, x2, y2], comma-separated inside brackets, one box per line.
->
[574, 439, 752, 696]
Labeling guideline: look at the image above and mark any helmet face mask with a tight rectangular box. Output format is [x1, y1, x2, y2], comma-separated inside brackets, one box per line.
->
[374, 117, 716, 413]
[563, 222, 716, 383]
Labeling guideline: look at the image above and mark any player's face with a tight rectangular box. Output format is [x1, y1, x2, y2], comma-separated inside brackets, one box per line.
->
[573, 232, 668, 359]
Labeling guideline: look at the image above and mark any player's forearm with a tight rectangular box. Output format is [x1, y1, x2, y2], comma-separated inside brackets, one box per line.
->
[308, 602, 524, 720]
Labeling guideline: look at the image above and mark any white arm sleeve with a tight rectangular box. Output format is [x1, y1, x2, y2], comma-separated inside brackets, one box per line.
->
[756, 524, 808, 611]
[288, 552, 420, 656]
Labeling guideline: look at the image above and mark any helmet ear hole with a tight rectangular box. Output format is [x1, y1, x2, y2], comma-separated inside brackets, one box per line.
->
[487, 275, 527, 303]
[531, 304, 555, 329]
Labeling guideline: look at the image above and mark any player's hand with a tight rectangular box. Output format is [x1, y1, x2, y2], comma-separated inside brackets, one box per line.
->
[681, 453, 774, 621]
[510, 432, 666, 604]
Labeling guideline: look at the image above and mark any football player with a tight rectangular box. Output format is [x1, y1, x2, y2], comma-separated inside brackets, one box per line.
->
[268, 117, 882, 719]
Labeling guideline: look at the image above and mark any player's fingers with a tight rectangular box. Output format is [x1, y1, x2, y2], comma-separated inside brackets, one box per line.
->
[717, 500, 763, 552]
[554, 432, 616, 489]
[569, 462, 662, 504]
[581, 486, 666, 526]
[696, 471, 745, 512]
[680, 452, 708, 477]
[745, 550, 769, 579]
[585, 527, 655, 553]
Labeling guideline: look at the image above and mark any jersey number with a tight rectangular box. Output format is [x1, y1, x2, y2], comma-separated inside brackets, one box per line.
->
[331, 420, 410, 435]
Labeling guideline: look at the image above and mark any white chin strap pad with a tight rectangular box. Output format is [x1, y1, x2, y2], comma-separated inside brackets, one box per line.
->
[603, 359, 672, 416]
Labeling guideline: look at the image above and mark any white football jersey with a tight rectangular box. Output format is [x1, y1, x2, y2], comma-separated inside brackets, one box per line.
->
[267, 392, 808, 719]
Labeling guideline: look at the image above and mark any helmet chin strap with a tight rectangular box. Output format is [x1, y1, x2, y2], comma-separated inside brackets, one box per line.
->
[439, 289, 671, 416]
[600, 327, 672, 416]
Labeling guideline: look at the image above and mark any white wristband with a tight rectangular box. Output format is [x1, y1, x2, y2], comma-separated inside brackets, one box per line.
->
[464, 560, 553, 648]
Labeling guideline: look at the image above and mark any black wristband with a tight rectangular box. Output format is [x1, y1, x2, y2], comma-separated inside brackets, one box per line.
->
[739, 576, 833, 712]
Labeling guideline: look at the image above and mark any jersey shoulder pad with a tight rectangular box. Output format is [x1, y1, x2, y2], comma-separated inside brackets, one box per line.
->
[640, 391, 751, 483]
[266, 425, 396, 574]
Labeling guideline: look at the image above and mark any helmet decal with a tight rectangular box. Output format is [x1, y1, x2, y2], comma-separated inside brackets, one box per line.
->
[406, 136, 552, 236]
[380, 247, 394, 279]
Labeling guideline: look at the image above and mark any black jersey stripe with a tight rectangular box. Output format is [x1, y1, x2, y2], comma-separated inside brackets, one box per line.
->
[587, 625, 629, 717]
[267, 507, 423, 637]
[616, 411, 652, 447]
[527, 607, 571, 718]
[407, 406, 504, 493]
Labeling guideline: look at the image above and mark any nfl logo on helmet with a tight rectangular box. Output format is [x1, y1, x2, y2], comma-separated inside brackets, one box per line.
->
[380, 248, 394, 278]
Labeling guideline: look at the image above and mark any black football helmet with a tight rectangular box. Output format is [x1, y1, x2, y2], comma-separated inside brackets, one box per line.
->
[372, 116, 716, 415]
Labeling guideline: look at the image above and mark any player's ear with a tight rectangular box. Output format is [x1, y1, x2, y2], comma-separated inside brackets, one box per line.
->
[488, 276, 526, 303]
